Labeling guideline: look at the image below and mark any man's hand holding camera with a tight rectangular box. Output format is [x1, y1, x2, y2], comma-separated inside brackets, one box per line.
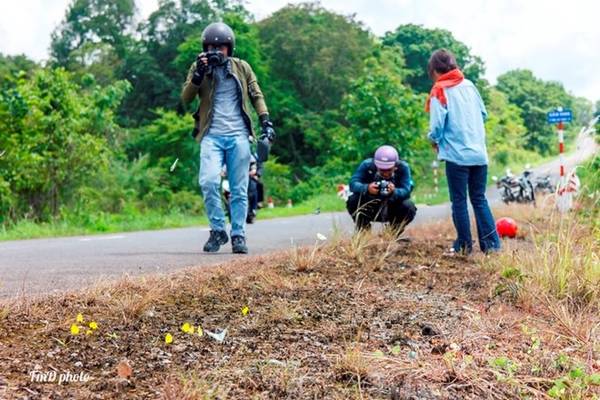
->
[192, 49, 228, 85]
[191, 52, 209, 85]
[368, 181, 395, 196]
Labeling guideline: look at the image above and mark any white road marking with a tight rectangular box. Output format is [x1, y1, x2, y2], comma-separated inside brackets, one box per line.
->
[79, 235, 126, 242]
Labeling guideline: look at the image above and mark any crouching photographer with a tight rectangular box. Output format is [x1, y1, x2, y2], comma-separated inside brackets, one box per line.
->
[346, 145, 417, 233]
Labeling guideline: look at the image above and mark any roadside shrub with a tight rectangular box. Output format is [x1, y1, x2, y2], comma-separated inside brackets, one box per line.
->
[0, 177, 14, 225]
[262, 158, 293, 202]
[170, 190, 204, 215]
[142, 187, 173, 211]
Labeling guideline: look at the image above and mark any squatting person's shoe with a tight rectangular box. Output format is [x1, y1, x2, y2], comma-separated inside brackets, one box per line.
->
[231, 235, 248, 254]
[203, 230, 228, 253]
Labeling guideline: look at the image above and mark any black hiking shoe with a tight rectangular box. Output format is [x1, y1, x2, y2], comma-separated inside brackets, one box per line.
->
[231, 235, 248, 254]
[203, 230, 228, 253]
[246, 210, 256, 224]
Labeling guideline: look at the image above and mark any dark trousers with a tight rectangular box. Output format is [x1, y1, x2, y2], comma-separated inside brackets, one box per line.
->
[248, 178, 258, 212]
[256, 181, 264, 205]
[445, 161, 501, 253]
[346, 193, 417, 231]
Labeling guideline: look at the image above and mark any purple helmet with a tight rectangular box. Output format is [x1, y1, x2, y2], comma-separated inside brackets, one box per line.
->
[373, 145, 399, 169]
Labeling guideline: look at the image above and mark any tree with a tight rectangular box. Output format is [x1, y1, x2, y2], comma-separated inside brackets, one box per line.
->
[382, 24, 485, 94]
[50, 0, 136, 66]
[484, 88, 528, 165]
[0, 54, 37, 88]
[125, 109, 199, 193]
[257, 3, 373, 167]
[258, 3, 372, 111]
[0, 69, 129, 221]
[332, 47, 428, 164]
[496, 69, 573, 155]
[572, 96, 594, 125]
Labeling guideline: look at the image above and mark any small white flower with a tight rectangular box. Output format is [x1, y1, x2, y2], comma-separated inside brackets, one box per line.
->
[316, 233, 327, 241]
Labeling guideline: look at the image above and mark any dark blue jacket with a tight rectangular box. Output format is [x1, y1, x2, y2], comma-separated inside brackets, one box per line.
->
[349, 158, 413, 201]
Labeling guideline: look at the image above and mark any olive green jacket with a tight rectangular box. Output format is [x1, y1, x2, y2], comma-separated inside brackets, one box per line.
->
[181, 57, 268, 142]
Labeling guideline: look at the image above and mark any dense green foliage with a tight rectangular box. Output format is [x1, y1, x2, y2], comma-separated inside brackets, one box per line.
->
[0, 70, 129, 222]
[0, 0, 595, 233]
[257, 3, 373, 167]
[382, 24, 486, 93]
[0, 54, 37, 88]
[496, 69, 576, 155]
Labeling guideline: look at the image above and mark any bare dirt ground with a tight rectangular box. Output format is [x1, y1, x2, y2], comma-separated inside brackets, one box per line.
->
[0, 208, 598, 399]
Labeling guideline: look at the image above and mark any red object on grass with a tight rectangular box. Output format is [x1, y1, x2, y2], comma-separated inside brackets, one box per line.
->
[496, 217, 518, 238]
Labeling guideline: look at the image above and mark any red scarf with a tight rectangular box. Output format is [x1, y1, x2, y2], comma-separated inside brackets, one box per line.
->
[425, 69, 464, 112]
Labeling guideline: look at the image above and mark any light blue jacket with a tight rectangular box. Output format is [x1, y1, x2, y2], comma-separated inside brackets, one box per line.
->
[427, 79, 489, 166]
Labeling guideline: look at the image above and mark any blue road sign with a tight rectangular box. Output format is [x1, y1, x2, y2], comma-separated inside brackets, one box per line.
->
[547, 109, 572, 124]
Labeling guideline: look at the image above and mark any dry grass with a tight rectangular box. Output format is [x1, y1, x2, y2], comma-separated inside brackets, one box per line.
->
[162, 372, 229, 400]
[491, 198, 600, 312]
[287, 245, 321, 272]
[333, 228, 372, 267]
[105, 277, 170, 322]
[333, 344, 372, 390]
[1, 201, 599, 399]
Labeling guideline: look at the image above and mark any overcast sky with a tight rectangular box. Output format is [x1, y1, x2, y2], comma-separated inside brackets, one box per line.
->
[0, 0, 598, 102]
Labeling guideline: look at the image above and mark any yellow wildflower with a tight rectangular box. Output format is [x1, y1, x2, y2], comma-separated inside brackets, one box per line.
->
[165, 333, 173, 344]
[86, 330, 93, 336]
[181, 322, 193, 334]
[70, 324, 80, 335]
[76, 313, 84, 323]
[197, 326, 204, 337]
[241, 306, 250, 316]
[89, 321, 98, 330]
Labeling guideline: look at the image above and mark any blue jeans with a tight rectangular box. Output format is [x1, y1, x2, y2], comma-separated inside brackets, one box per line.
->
[199, 134, 250, 237]
[445, 161, 501, 253]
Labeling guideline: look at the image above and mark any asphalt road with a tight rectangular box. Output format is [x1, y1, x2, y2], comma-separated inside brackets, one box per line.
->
[0, 134, 596, 298]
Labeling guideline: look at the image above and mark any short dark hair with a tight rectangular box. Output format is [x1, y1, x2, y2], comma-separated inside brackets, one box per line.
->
[428, 49, 458, 78]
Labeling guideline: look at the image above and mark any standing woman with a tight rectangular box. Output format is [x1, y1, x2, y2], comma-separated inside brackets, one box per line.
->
[426, 49, 501, 254]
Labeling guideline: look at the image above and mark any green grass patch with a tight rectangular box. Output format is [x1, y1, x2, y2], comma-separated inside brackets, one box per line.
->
[0, 212, 209, 241]
[0, 193, 347, 242]
[257, 193, 346, 218]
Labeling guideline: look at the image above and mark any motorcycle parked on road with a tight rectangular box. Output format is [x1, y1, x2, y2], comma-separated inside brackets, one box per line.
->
[493, 168, 536, 205]
[532, 174, 556, 194]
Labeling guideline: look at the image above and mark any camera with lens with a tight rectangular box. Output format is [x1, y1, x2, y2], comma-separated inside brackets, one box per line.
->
[376, 180, 391, 196]
[205, 49, 225, 66]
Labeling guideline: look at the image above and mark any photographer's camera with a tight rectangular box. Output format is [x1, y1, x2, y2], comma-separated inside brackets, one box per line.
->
[377, 180, 391, 196]
[205, 50, 225, 66]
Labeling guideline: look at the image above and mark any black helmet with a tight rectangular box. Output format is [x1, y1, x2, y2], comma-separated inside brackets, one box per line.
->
[201, 22, 235, 56]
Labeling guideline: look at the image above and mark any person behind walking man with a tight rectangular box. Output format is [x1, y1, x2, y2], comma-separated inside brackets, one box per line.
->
[346, 145, 417, 233]
[181, 22, 275, 254]
[426, 49, 500, 254]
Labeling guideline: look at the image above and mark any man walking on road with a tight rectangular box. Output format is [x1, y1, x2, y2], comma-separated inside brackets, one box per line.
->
[181, 22, 275, 254]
